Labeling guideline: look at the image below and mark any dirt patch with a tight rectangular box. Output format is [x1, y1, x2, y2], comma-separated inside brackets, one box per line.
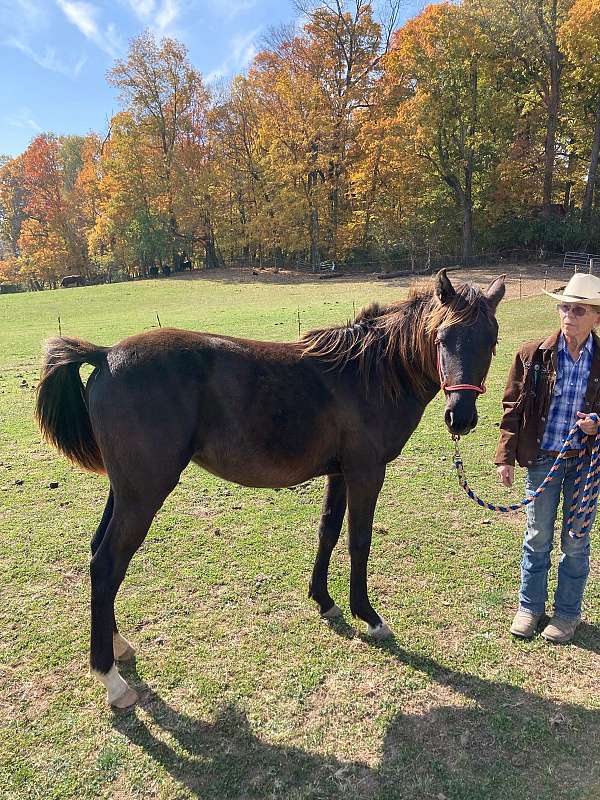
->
[168, 261, 574, 301]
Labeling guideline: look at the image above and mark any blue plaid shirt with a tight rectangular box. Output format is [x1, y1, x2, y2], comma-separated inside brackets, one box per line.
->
[541, 333, 594, 451]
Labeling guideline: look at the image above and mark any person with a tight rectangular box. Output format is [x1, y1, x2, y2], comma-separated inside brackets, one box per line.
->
[495, 273, 600, 643]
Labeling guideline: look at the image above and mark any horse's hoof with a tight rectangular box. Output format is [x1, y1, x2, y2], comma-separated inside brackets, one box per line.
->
[367, 621, 393, 640]
[321, 604, 343, 619]
[111, 686, 139, 709]
[115, 644, 136, 662]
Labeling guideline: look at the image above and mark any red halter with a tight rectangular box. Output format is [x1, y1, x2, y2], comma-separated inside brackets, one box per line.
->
[436, 343, 487, 395]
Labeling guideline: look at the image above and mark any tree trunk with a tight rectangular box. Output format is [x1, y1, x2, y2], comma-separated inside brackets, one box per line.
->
[542, 9, 562, 215]
[462, 203, 473, 264]
[582, 94, 600, 220]
[310, 205, 320, 272]
[205, 232, 221, 269]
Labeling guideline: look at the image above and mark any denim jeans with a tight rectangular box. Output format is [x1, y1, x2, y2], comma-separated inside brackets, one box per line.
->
[519, 453, 593, 620]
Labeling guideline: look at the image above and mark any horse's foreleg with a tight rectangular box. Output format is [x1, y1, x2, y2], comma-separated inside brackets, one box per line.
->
[90, 502, 154, 708]
[346, 468, 391, 639]
[308, 474, 347, 617]
[90, 490, 135, 663]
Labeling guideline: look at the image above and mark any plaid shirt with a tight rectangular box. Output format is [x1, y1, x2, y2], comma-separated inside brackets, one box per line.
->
[541, 333, 594, 451]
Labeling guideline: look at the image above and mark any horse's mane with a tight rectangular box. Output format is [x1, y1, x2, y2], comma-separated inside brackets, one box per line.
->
[301, 282, 492, 399]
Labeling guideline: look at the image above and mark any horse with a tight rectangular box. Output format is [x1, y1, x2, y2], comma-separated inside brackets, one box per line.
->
[61, 275, 85, 288]
[35, 269, 505, 708]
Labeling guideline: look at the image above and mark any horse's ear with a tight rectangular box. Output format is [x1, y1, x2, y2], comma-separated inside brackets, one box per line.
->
[434, 269, 456, 305]
[485, 274, 506, 314]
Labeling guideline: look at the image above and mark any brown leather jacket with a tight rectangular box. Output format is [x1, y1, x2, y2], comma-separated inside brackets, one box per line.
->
[495, 330, 600, 467]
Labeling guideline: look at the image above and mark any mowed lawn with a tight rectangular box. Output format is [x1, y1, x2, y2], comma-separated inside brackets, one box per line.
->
[0, 271, 598, 800]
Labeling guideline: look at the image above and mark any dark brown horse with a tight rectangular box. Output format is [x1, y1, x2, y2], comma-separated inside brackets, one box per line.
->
[36, 270, 505, 708]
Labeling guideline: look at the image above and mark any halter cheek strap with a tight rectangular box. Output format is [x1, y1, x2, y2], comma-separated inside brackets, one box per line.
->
[436, 345, 487, 395]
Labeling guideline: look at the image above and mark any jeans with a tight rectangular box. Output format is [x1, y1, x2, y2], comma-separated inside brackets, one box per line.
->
[519, 453, 593, 620]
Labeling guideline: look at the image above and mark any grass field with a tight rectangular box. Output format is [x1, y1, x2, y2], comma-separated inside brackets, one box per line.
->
[1, 271, 599, 800]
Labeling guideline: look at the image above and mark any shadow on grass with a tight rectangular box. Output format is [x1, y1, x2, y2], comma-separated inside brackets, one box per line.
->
[113, 640, 600, 800]
[571, 621, 600, 654]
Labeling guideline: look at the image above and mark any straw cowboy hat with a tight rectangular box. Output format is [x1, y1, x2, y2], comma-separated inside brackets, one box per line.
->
[543, 273, 600, 307]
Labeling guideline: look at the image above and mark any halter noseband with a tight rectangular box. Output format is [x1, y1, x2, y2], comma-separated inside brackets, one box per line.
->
[436, 343, 487, 395]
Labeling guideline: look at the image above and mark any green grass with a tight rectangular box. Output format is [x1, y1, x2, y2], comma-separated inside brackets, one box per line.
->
[1, 271, 599, 800]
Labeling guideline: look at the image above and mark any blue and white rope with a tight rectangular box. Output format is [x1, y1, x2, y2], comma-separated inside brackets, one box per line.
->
[453, 414, 600, 539]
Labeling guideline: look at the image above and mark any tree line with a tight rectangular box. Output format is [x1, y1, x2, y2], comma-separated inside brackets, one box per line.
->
[1, 0, 600, 288]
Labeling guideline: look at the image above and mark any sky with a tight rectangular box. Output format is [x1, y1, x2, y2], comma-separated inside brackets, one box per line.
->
[0, 0, 422, 158]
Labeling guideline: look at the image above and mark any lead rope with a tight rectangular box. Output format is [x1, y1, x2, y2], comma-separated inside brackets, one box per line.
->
[452, 414, 600, 539]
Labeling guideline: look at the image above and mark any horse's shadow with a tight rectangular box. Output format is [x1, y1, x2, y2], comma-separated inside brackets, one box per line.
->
[113, 629, 600, 800]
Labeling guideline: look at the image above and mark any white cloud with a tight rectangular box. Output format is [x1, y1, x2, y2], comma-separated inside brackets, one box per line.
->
[231, 26, 259, 67]
[127, 0, 182, 33]
[15, 0, 45, 25]
[5, 107, 42, 132]
[56, 0, 123, 57]
[205, 25, 261, 84]
[210, 0, 256, 22]
[5, 35, 84, 76]
[1, 0, 87, 77]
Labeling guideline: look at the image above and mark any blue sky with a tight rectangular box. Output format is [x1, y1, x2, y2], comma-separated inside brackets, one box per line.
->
[1, 0, 422, 158]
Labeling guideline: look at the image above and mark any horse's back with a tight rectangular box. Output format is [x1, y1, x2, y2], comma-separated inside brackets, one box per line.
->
[87, 328, 342, 489]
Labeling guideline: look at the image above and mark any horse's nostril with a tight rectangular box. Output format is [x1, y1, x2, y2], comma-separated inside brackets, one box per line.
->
[445, 409, 455, 429]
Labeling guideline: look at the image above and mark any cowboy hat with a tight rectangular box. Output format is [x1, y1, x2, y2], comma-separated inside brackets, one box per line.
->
[543, 272, 600, 307]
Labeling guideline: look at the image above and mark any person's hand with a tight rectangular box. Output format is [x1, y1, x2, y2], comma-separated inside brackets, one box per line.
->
[497, 465, 514, 487]
[576, 411, 600, 436]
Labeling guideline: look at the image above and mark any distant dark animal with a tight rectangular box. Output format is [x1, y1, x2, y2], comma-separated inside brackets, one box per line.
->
[161, 265, 171, 277]
[533, 203, 567, 220]
[35, 270, 505, 708]
[149, 266, 159, 278]
[182, 258, 193, 271]
[61, 275, 85, 288]
[0, 283, 19, 294]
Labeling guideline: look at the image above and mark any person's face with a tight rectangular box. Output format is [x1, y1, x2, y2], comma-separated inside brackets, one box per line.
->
[556, 302, 600, 340]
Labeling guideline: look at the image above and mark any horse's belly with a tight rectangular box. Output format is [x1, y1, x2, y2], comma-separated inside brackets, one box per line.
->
[191, 449, 335, 489]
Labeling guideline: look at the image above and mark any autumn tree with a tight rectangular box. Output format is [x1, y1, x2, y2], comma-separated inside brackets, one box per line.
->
[0, 154, 27, 258]
[379, 3, 506, 262]
[108, 32, 214, 267]
[560, 0, 600, 220]
[15, 134, 90, 285]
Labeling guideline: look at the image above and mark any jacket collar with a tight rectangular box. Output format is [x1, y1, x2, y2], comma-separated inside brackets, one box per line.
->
[539, 329, 600, 354]
[539, 331, 560, 350]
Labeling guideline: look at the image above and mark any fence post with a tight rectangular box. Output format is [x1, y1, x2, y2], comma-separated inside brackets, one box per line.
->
[590, 258, 594, 275]
[519, 274, 522, 299]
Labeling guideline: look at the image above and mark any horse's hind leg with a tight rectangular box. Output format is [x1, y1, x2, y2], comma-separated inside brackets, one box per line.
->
[345, 468, 392, 639]
[90, 493, 162, 708]
[90, 490, 135, 662]
[309, 474, 347, 617]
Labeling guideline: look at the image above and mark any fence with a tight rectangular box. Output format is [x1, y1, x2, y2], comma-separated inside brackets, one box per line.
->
[563, 252, 600, 273]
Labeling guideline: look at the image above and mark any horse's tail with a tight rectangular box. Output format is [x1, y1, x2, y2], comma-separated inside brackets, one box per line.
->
[35, 336, 109, 473]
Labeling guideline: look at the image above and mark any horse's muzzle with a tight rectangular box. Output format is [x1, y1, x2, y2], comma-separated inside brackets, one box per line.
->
[444, 404, 478, 436]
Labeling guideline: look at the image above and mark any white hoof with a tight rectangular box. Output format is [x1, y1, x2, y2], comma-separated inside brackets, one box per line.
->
[321, 604, 343, 619]
[367, 620, 393, 640]
[113, 632, 136, 662]
[111, 686, 139, 709]
[93, 664, 138, 707]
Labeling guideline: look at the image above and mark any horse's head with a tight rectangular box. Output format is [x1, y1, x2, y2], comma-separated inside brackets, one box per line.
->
[434, 270, 505, 436]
